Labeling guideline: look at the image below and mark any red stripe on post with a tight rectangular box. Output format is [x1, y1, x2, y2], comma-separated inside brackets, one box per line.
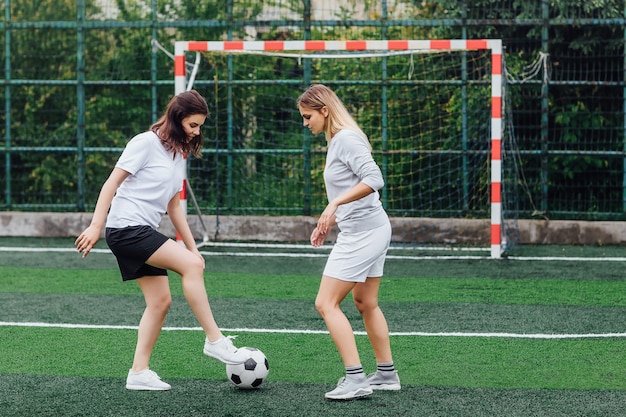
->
[491, 182, 501, 203]
[305, 41, 326, 50]
[264, 41, 285, 50]
[346, 40, 367, 50]
[174, 56, 186, 76]
[492, 54, 502, 75]
[466, 39, 487, 50]
[388, 40, 409, 50]
[180, 179, 187, 200]
[491, 139, 501, 160]
[491, 97, 502, 118]
[188, 41, 208, 51]
[224, 41, 244, 50]
[431, 40, 451, 49]
[491, 224, 501, 245]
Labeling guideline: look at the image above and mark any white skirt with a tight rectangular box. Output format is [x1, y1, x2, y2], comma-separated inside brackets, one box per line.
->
[323, 222, 392, 282]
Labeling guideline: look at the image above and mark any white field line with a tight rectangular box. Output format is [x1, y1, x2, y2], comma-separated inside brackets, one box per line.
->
[3, 247, 623, 339]
[1, 246, 626, 261]
[0, 321, 625, 339]
[199, 241, 489, 252]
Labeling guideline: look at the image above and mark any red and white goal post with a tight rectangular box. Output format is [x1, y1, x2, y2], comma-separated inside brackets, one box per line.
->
[173, 39, 504, 258]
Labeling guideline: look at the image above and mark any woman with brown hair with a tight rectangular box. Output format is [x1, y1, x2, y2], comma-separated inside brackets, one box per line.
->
[76, 90, 247, 391]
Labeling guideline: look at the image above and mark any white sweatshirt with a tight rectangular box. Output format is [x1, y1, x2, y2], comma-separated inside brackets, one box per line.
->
[323, 128, 389, 233]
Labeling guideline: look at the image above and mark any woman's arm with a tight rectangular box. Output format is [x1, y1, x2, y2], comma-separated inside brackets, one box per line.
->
[75, 167, 130, 257]
[316, 182, 374, 235]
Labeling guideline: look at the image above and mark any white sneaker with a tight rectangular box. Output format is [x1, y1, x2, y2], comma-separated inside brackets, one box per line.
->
[203, 335, 248, 364]
[367, 370, 401, 391]
[125, 369, 171, 391]
[325, 376, 373, 400]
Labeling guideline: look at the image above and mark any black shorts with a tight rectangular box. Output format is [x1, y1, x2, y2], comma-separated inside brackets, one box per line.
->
[105, 225, 170, 281]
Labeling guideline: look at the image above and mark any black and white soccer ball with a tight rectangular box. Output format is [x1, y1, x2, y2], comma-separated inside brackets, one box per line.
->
[226, 347, 269, 389]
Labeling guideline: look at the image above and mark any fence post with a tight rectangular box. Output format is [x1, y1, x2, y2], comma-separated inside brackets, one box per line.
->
[302, 0, 312, 216]
[4, 0, 11, 209]
[76, 0, 86, 211]
[623, 1, 626, 213]
[540, 0, 550, 216]
[380, 0, 389, 207]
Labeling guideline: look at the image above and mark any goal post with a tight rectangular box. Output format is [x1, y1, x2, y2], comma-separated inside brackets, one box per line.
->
[173, 39, 505, 258]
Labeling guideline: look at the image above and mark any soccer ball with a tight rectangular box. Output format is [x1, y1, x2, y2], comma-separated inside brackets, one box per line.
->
[226, 347, 269, 389]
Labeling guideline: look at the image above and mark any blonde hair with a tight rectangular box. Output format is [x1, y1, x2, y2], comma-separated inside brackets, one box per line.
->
[297, 84, 370, 147]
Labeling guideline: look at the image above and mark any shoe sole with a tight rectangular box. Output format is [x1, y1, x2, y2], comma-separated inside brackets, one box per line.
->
[325, 387, 373, 400]
[126, 384, 171, 391]
[370, 383, 401, 391]
[203, 348, 245, 365]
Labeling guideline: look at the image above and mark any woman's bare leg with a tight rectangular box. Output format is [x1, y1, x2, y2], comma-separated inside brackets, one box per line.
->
[147, 240, 223, 341]
[315, 275, 360, 366]
[352, 277, 393, 363]
[132, 275, 171, 371]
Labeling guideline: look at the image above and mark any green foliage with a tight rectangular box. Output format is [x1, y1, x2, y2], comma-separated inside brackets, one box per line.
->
[2, 0, 625, 220]
[548, 99, 621, 215]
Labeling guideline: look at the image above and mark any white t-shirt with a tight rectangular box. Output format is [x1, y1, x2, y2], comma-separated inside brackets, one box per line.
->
[323, 128, 388, 233]
[106, 131, 184, 230]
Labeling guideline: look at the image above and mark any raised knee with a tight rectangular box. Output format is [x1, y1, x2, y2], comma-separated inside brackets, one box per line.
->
[189, 256, 205, 274]
[180, 256, 205, 281]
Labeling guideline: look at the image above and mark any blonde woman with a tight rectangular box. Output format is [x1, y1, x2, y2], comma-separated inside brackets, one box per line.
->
[297, 84, 401, 400]
[75, 90, 247, 391]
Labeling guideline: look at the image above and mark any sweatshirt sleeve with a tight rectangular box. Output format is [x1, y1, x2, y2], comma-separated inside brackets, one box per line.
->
[339, 131, 385, 191]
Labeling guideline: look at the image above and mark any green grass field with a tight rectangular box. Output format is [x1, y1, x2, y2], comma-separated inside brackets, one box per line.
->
[1, 237, 626, 416]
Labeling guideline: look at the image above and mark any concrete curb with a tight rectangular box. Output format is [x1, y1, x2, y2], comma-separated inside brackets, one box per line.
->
[1, 212, 625, 246]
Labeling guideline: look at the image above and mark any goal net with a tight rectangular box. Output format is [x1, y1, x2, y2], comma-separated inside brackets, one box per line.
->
[172, 39, 514, 258]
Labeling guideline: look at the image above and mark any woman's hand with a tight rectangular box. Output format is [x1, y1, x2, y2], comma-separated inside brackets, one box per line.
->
[316, 201, 338, 235]
[74, 167, 129, 259]
[75, 225, 102, 258]
[310, 226, 328, 247]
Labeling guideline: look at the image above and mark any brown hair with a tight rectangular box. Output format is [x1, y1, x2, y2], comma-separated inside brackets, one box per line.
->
[151, 90, 208, 158]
